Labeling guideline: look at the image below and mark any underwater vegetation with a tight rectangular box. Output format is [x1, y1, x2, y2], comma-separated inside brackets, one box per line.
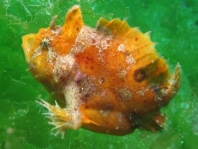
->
[1, 0, 198, 149]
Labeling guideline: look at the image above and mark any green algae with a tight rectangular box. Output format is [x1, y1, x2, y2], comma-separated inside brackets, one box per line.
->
[0, 0, 198, 149]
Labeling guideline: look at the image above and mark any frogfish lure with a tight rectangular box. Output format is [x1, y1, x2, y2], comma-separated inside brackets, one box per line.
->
[21, 5, 181, 137]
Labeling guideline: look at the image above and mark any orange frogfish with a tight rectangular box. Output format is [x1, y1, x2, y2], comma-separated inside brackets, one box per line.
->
[21, 5, 181, 137]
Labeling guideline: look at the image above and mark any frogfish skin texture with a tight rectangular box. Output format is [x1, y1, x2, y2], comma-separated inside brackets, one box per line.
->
[21, 5, 181, 137]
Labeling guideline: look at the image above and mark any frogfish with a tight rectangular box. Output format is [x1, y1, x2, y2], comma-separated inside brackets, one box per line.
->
[21, 5, 181, 137]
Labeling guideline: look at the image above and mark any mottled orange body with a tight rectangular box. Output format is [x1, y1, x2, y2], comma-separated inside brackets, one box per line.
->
[22, 5, 181, 136]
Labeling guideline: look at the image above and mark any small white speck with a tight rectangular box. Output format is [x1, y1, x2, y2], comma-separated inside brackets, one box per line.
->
[126, 54, 136, 65]
[117, 44, 125, 52]
[155, 96, 162, 101]
[137, 87, 149, 96]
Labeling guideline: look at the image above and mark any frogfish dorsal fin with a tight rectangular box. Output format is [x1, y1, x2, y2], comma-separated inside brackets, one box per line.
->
[96, 18, 155, 57]
[97, 18, 133, 37]
[62, 5, 84, 38]
[97, 18, 150, 42]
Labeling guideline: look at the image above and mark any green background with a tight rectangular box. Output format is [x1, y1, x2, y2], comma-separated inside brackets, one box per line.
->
[0, 0, 198, 148]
